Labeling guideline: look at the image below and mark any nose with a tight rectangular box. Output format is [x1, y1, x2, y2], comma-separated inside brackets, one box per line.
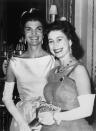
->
[31, 29, 37, 35]
[54, 41, 58, 48]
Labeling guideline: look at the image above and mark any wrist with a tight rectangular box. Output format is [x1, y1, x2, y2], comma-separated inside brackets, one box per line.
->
[17, 117, 27, 125]
[53, 112, 57, 123]
[53, 112, 62, 125]
[13, 119, 27, 128]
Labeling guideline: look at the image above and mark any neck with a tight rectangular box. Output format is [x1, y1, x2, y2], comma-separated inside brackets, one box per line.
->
[27, 45, 45, 58]
[59, 53, 75, 67]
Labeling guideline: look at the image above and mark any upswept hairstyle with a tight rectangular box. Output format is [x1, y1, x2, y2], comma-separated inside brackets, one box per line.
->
[20, 8, 46, 34]
[44, 20, 84, 60]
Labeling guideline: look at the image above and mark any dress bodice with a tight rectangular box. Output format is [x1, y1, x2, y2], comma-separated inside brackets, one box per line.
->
[10, 55, 55, 101]
[41, 62, 94, 131]
[44, 62, 80, 111]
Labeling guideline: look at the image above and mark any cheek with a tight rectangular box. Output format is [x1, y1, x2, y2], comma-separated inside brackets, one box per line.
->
[49, 44, 53, 50]
[50, 49, 55, 55]
[49, 45, 53, 53]
[40, 33, 43, 38]
[25, 32, 29, 37]
[62, 41, 69, 48]
[24, 34, 27, 39]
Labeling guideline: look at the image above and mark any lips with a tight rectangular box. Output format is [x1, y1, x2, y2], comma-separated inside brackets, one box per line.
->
[30, 38, 39, 42]
[30, 36, 38, 40]
[30, 37, 38, 40]
[54, 48, 63, 53]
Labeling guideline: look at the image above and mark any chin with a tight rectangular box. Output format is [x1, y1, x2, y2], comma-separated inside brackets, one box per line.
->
[55, 54, 62, 59]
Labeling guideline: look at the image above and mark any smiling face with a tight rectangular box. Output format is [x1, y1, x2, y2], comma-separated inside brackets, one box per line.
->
[48, 30, 72, 59]
[24, 20, 43, 46]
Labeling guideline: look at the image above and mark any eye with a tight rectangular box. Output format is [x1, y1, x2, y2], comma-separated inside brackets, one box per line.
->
[36, 27, 43, 32]
[25, 27, 31, 32]
[48, 39, 53, 44]
[58, 38, 62, 42]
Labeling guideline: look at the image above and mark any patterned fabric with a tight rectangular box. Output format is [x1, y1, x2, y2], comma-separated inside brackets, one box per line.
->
[41, 62, 93, 131]
[29, 101, 61, 128]
[44, 62, 80, 111]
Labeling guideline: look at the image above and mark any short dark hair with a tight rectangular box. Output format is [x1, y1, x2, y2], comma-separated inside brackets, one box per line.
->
[45, 20, 84, 60]
[20, 8, 46, 34]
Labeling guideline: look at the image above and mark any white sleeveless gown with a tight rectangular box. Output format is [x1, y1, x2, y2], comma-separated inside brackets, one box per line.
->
[9, 55, 55, 131]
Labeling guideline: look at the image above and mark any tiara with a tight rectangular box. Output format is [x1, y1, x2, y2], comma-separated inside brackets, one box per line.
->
[21, 8, 39, 17]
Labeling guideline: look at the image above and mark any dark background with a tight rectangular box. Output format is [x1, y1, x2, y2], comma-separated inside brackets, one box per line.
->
[0, 0, 46, 106]
[5, 0, 46, 46]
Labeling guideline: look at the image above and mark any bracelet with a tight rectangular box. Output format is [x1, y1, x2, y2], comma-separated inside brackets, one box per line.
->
[53, 112, 63, 125]
[53, 112, 57, 124]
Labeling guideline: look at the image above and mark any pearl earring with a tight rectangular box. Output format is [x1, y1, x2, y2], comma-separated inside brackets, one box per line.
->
[41, 40, 43, 45]
[24, 39, 27, 45]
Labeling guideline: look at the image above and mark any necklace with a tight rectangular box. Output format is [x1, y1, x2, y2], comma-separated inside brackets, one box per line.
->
[57, 58, 76, 73]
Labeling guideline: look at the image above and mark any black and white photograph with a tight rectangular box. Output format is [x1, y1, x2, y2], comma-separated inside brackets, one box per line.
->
[0, 0, 96, 131]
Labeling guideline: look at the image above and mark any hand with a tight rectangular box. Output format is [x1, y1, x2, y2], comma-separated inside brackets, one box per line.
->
[53, 112, 62, 125]
[18, 122, 31, 131]
[38, 111, 55, 125]
[31, 125, 42, 131]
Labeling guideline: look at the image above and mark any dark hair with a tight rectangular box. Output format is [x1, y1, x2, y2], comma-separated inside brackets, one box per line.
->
[44, 20, 84, 60]
[20, 8, 46, 35]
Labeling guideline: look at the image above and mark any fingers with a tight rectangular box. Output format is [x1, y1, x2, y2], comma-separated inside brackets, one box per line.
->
[38, 112, 55, 125]
[19, 123, 31, 131]
[31, 125, 42, 131]
[53, 112, 62, 125]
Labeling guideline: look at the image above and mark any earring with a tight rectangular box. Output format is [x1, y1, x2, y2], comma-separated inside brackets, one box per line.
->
[69, 40, 72, 54]
[41, 40, 43, 45]
[70, 47, 72, 54]
[24, 39, 27, 45]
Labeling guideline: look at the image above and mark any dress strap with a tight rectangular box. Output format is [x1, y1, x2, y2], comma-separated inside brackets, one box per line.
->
[66, 62, 81, 77]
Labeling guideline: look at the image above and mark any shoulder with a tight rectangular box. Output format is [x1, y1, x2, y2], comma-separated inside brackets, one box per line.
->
[70, 61, 90, 85]
[7, 56, 20, 72]
[72, 63, 91, 94]
[6, 57, 16, 81]
[8, 56, 18, 65]
[42, 51, 50, 56]
[73, 63, 89, 76]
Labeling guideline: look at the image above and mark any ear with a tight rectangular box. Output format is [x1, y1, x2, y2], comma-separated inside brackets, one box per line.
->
[69, 40, 72, 47]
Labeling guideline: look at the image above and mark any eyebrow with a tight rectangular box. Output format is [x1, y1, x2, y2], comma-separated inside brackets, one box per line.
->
[48, 36, 63, 39]
[37, 26, 43, 28]
[57, 36, 64, 38]
[25, 26, 43, 29]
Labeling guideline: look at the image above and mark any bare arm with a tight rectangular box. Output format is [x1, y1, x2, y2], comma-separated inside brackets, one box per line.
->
[53, 65, 95, 123]
[38, 65, 95, 125]
[73, 64, 91, 95]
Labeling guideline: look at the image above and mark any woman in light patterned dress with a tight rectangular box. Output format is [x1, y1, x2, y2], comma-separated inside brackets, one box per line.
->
[38, 20, 95, 131]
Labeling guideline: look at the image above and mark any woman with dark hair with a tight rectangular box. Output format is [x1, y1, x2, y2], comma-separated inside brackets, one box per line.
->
[38, 20, 95, 131]
[2, 8, 55, 131]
